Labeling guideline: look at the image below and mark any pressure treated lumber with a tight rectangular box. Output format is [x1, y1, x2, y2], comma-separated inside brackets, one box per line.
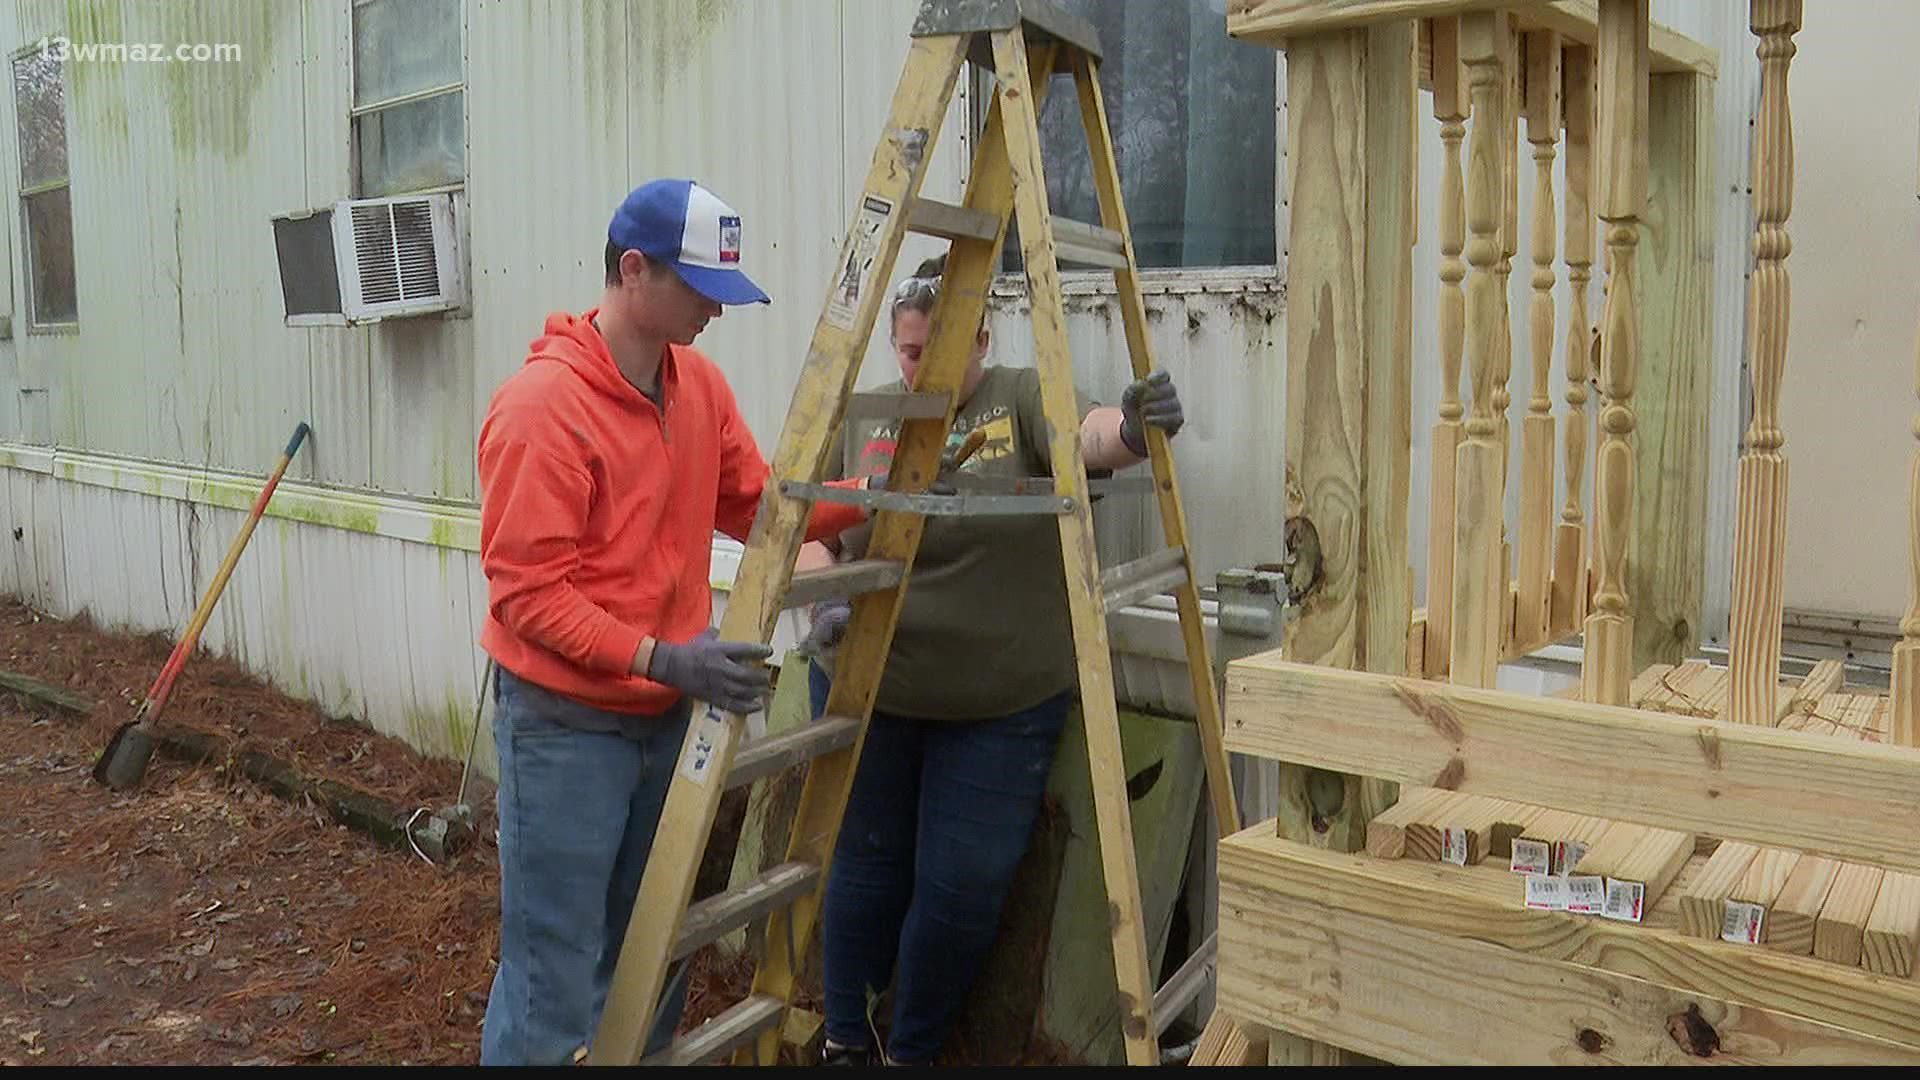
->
[1864, 872, 1920, 977]
[1895, 285, 1920, 745]
[1581, 0, 1647, 706]
[1727, 0, 1800, 727]
[1218, 828, 1920, 1058]
[1227, 1, 1717, 76]
[1550, 45, 1594, 642]
[1222, 657, 1920, 871]
[1814, 861, 1885, 967]
[1365, 787, 1456, 858]
[1720, 846, 1800, 946]
[1782, 659, 1844, 720]
[1572, 821, 1693, 917]
[1188, 1013, 1266, 1066]
[1426, 15, 1467, 678]
[1681, 841, 1758, 933]
[1763, 855, 1840, 956]
[1445, 11, 1506, 689]
[1515, 30, 1560, 650]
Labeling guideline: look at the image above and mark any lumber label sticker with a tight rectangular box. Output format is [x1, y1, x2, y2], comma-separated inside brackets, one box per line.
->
[826, 194, 894, 331]
[1525, 874, 1571, 911]
[1510, 838, 1551, 875]
[676, 707, 729, 786]
[1441, 827, 1470, 866]
[1722, 900, 1766, 945]
[1552, 839, 1589, 877]
[1566, 875, 1606, 915]
[1601, 879, 1646, 923]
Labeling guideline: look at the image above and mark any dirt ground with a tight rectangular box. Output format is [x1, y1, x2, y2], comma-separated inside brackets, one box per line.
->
[0, 596, 770, 1066]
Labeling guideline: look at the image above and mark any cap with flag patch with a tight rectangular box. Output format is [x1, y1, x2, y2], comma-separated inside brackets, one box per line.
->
[608, 179, 770, 305]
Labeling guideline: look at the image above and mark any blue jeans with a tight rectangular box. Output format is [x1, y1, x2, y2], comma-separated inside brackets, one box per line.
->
[809, 662, 1070, 1064]
[480, 667, 692, 1065]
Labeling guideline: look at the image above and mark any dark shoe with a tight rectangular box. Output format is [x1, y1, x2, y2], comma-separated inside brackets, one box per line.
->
[821, 1040, 874, 1066]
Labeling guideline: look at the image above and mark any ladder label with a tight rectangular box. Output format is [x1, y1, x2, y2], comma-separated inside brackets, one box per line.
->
[676, 707, 729, 786]
[826, 194, 894, 331]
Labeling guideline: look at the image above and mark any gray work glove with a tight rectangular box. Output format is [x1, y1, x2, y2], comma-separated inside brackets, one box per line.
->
[647, 629, 773, 714]
[798, 598, 852, 658]
[1118, 370, 1184, 456]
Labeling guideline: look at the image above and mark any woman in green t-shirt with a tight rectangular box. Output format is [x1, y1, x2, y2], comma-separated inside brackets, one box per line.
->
[797, 254, 1187, 1065]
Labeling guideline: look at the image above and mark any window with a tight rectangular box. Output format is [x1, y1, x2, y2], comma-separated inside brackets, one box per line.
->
[12, 45, 76, 327]
[1004, 0, 1277, 271]
[350, 0, 464, 197]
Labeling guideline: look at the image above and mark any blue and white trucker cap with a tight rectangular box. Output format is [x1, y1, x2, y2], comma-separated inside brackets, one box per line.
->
[608, 179, 770, 305]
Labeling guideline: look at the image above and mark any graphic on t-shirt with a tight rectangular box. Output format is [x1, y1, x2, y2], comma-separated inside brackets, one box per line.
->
[854, 412, 1016, 479]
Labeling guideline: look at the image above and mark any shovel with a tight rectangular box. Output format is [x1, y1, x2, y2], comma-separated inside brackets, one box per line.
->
[94, 421, 312, 790]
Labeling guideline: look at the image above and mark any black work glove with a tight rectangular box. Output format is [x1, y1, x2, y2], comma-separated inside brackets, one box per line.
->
[798, 598, 852, 657]
[1118, 370, 1184, 456]
[646, 629, 773, 714]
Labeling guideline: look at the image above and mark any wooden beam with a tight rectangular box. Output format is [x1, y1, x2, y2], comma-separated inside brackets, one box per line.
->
[1815, 862, 1886, 966]
[1551, 43, 1595, 640]
[1865, 872, 1920, 977]
[1222, 656, 1920, 871]
[1219, 830, 1920, 1063]
[1226, 0, 1719, 77]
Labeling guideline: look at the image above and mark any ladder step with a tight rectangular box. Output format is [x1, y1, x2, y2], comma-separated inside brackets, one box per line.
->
[786, 559, 906, 609]
[780, 479, 1075, 517]
[908, 197, 1000, 243]
[638, 992, 786, 1066]
[1101, 547, 1190, 614]
[673, 861, 821, 961]
[727, 715, 862, 790]
[1050, 216, 1129, 269]
[845, 390, 951, 421]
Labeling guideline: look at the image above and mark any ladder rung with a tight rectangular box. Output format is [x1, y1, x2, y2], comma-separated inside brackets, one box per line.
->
[845, 390, 951, 421]
[1051, 216, 1129, 269]
[1152, 931, 1216, 1037]
[786, 559, 906, 609]
[673, 861, 821, 960]
[1101, 547, 1189, 614]
[780, 479, 1075, 517]
[638, 992, 786, 1066]
[908, 197, 1000, 243]
[727, 715, 862, 790]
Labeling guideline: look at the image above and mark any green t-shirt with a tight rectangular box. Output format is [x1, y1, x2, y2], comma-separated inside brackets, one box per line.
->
[820, 365, 1097, 720]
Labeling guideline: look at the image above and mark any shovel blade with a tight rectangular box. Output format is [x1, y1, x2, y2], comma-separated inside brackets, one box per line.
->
[93, 721, 156, 790]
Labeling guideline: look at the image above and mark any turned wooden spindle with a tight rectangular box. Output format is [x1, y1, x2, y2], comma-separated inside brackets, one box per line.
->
[1426, 17, 1469, 678]
[1551, 44, 1595, 639]
[1897, 319, 1920, 747]
[1728, 0, 1800, 725]
[1451, 12, 1508, 688]
[1582, 0, 1646, 706]
[1516, 31, 1561, 650]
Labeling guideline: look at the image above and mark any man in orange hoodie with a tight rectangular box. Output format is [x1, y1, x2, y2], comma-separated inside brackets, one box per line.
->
[474, 179, 865, 1065]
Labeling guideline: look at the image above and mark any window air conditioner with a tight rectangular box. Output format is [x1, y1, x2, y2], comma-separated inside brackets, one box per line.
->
[271, 192, 467, 326]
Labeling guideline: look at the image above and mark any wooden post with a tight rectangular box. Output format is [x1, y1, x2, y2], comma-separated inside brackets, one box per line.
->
[1425, 16, 1467, 678]
[1581, 0, 1647, 706]
[1551, 44, 1594, 639]
[1896, 288, 1920, 747]
[1450, 11, 1507, 688]
[1274, 19, 1415, 1063]
[1631, 70, 1714, 670]
[1728, 0, 1800, 725]
[1517, 31, 1561, 650]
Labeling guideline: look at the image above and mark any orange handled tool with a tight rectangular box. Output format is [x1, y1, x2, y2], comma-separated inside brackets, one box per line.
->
[95, 421, 312, 789]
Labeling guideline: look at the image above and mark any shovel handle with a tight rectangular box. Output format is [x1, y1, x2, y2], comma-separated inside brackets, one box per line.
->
[140, 422, 311, 721]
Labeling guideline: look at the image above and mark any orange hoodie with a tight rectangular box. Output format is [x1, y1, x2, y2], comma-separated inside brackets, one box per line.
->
[477, 309, 865, 714]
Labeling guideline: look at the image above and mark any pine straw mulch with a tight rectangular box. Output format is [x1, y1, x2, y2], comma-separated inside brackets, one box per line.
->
[0, 595, 1078, 1066]
[0, 596, 774, 1066]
